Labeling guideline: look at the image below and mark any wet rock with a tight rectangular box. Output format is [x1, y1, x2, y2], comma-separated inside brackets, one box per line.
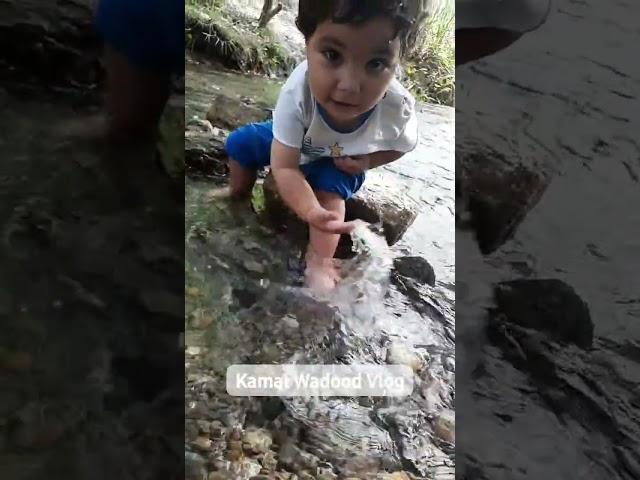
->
[261, 397, 287, 422]
[225, 442, 244, 461]
[207, 473, 228, 480]
[233, 458, 262, 478]
[263, 169, 419, 256]
[233, 287, 259, 309]
[377, 473, 411, 480]
[281, 314, 300, 329]
[243, 258, 266, 275]
[187, 346, 203, 356]
[242, 427, 273, 454]
[193, 436, 213, 453]
[346, 169, 420, 246]
[187, 400, 211, 419]
[188, 117, 215, 134]
[386, 343, 424, 373]
[197, 420, 211, 435]
[261, 449, 279, 471]
[392, 256, 436, 286]
[210, 420, 226, 438]
[279, 440, 320, 472]
[185, 131, 228, 180]
[432, 409, 455, 444]
[186, 420, 200, 443]
[316, 468, 338, 480]
[492, 279, 594, 349]
[208, 455, 230, 472]
[206, 95, 271, 131]
[190, 308, 215, 329]
[186, 451, 208, 480]
[457, 148, 550, 254]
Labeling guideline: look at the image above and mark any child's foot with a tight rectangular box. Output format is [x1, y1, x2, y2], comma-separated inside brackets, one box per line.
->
[304, 252, 340, 294]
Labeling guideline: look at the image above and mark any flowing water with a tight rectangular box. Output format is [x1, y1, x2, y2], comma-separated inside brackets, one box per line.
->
[185, 61, 455, 478]
[457, 0, 640, 478]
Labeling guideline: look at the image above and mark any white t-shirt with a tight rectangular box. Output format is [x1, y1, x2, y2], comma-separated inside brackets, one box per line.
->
[272, 61, 418, 165]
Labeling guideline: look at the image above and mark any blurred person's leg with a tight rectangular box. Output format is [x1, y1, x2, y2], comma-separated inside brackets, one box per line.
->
[456, 0, 551, 65]
[90, 0, 184, 205]
[103, 46, 171, 145]
[456, 28, 523, 66]
[95, 0, 183, 145]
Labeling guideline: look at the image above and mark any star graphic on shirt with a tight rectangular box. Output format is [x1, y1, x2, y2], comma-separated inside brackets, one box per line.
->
[329, 142, 344, 157]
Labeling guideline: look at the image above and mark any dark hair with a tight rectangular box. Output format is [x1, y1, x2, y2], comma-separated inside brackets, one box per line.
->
[296, 0, 429, 56]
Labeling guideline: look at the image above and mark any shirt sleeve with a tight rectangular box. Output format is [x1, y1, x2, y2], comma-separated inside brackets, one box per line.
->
[272, 79, 306, 150]
[396, 95, 419, 152]
[383, 92, 419, 153]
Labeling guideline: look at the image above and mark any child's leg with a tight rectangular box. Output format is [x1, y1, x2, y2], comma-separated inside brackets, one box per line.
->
[299, 158, 366, 292]
[104, 45, 171, 144]
[223, 121, 274, 199]
[305, 191, 344, 292]
[308, 191, 345, 257]
[228, 159, 258, 199]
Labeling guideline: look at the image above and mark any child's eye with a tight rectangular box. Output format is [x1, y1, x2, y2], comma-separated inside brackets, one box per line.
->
[368, 58, 389, 72]
[322, 49, 341, 63]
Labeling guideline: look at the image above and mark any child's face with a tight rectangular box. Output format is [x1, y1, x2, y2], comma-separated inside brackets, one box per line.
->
[306, 17, 401, 128]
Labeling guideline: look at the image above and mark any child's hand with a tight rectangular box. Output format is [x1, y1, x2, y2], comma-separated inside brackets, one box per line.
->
[304, 206, 357, 234]
[333, 155, 370, 175]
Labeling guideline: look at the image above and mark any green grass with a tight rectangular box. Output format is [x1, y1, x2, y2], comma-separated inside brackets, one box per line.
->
[185, 0, 297, 75]
[406, 0, 455, 106]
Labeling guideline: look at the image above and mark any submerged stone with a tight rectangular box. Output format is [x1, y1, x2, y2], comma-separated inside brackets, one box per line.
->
[392, 256, 436, 286]
[491, 278, 594, 349]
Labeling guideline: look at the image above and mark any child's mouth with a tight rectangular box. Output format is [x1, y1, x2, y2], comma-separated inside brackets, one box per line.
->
[331, 99, 358, 109]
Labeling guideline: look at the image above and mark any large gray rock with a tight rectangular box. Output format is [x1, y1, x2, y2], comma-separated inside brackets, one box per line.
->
[185, 130, 228, 181]
[205, 94, 271, 131]
[491, 278, 594, 349]
[263, 168, 419, 257]
[457, 145, 550, 255]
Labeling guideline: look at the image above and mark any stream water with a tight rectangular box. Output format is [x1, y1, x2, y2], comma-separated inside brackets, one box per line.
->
[456, 0, 640, 478]
[185, 60, 455, 479]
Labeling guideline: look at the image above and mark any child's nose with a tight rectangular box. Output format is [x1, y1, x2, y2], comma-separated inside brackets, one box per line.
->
[335, 64, 361, 94]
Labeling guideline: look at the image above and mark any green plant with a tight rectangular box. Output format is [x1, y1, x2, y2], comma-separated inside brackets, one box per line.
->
[406, 0, 455, 105]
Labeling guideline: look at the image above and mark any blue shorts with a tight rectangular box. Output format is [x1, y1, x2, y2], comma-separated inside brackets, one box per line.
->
[225, 121, 365, 200]
[95, 0, 184, 74]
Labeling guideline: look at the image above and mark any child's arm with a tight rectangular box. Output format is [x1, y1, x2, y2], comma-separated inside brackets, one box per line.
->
[334, 150, 405, 175]
[366, 150, 405, 169]
[271, 139, 356, 234]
